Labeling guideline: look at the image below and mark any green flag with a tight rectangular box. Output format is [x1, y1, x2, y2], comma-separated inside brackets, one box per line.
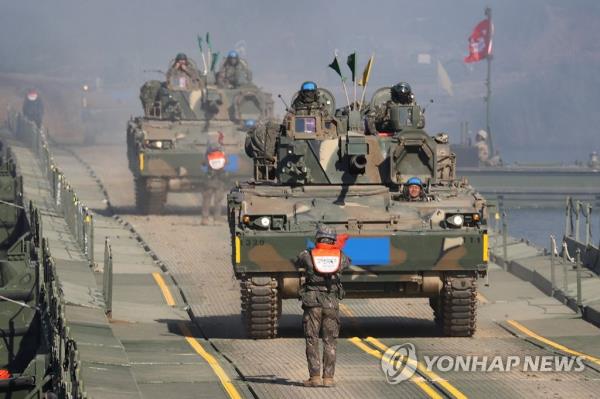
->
[197, 35, 203, 52]
[328, 56, 343, 79]
[347, 52, 357, 82]
[206, 32, 212, 51]
[211, 52, 220, 72]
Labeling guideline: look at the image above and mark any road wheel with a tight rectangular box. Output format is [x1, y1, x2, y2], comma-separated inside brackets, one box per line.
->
[240, 276, 280, 339]
[439, 276, 477, 337]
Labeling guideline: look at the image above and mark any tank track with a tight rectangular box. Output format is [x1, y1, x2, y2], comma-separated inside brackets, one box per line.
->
[432, 275, 477, 337]
[135, 177, 167, 214]
[240, 276, 280, 339]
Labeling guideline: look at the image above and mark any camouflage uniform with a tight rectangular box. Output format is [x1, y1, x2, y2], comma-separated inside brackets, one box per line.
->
[291, 93, 331, 118]
[296, 249, 350, 379]
[475, 140, 489, 163]
[166, 62, 203, 91]
[201, 177, 225, 223]
[216, 61, 252, 88]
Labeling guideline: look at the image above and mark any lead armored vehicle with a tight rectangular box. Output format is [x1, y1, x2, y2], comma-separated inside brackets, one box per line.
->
[229, 86, 488, 338]
[127, 56, 273, 213]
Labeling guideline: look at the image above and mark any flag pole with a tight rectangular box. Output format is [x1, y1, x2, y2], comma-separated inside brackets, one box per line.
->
[335, 50, 351, 107]
[342, 78, 351, 108]
[353, 72, 357, 109]
[485, 6, 495, 157]
[201, 53, 208, 75]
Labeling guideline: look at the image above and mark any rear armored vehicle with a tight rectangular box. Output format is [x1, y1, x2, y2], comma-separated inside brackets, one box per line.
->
[127, 53, 273, 214]
[229, 84, 488, 338]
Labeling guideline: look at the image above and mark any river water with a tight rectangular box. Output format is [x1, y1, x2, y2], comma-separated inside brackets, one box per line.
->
[493, 207, 600, 250]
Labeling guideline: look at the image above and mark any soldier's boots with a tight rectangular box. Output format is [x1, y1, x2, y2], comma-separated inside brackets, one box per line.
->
[322, 377, 335, 387]
[303, 376, 322, 387]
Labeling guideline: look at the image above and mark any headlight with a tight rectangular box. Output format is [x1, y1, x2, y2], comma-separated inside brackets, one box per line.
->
[447, 214, 464, 227]
[258, 217, 271, 228]
[241, 215, 286, 230]
[144, 140, 173, 149]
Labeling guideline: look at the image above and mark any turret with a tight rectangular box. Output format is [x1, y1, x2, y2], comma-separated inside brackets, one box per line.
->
[245, 87, 455, 186]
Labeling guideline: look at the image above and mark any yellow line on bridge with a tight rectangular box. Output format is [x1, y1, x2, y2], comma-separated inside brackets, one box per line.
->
[340, 303, 467, 399]
[178, 322, 243, 399]
[150, 264, 242, 397]
[507, 320, 600, 366]
[348, 337, 443, 399]
[152, 272, 176, 306]
[366, 337, 468, 399]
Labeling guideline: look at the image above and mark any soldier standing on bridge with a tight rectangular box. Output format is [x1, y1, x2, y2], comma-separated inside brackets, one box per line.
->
[22, 88, 44, 128]
[296, 225, 350, 387]
[201, 137, 227, 225]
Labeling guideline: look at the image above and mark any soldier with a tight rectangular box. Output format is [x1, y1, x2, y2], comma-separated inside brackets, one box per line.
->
[365, 82, 418, 134]
[201, 140, 227, 224]
[474, 129, 502, 166]
[474, 129, 490, 163]
[22, 88, 44, 128]
[290, 81, 330, 118]
[216, 50, 252, 88]
[166, 53, 203, 90]
[296, 225, 350, 388]
[405, 177, 425, 201]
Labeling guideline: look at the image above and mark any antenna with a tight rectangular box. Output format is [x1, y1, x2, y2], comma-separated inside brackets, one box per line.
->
[422, 99, 434, 114]
[278, 94, 291, 113]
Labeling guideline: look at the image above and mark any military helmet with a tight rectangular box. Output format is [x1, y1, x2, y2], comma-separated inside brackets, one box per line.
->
[299, 81, 318, 103]
[175, 53, 188, 62]
[227, 50, 239, 59]
[406, 176, 422, 186]
[315, 225, 336, 243]
[391, 82, 412, 103]
[301, 81, 317, 92]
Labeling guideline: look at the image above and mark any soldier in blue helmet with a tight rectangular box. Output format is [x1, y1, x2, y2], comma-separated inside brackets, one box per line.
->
[405, 177, 425, 201]
[216, 50, 253, 88]
[291, 81, 330, 117]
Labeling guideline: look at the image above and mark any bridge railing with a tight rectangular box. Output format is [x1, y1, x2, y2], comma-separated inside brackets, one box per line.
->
[7, 111, 95, 267]
[563, 196, 600, 274]
[27, 202, 88, 397]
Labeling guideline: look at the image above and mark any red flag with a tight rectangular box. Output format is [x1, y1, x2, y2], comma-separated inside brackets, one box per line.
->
[334, 234, 350, 249]
[464, 18, 493, 63]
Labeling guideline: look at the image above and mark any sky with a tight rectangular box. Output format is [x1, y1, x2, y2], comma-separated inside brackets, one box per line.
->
[2, 0, 600, 162]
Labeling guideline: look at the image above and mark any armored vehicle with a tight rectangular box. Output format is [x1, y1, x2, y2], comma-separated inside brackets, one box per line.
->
[0, 159, 52, 397]
[228, 86, 488, 338]
[127, 57, 273, 213]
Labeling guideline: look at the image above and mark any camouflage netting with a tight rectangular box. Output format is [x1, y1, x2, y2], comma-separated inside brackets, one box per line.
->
[245, 120, 280, 160]
[139, 80, 162, 112]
